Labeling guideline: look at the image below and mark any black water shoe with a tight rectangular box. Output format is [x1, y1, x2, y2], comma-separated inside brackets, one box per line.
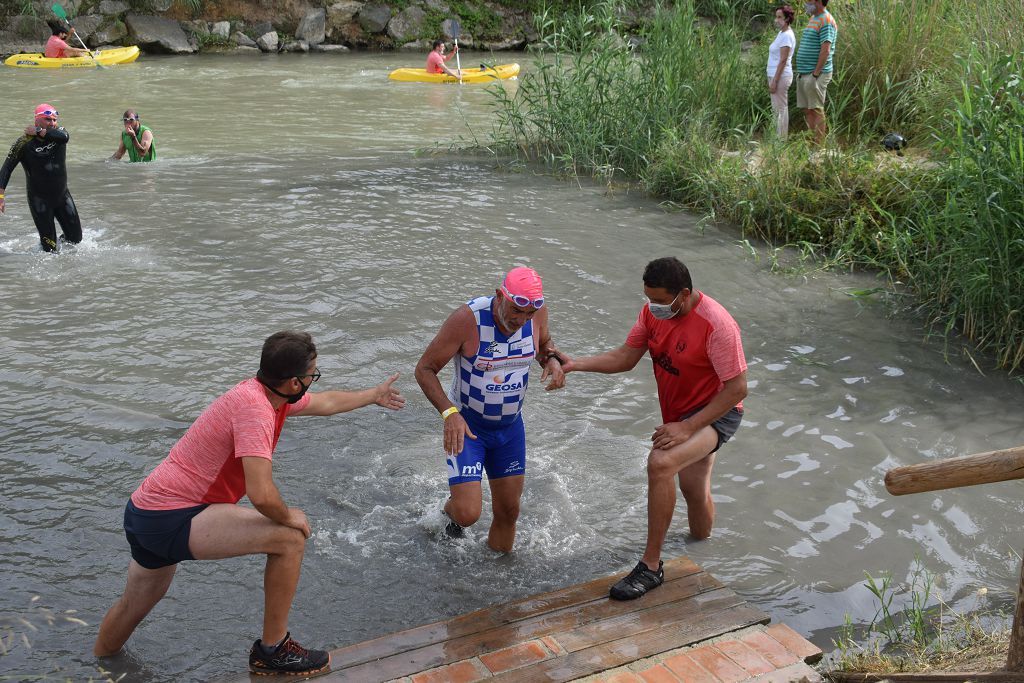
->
[443, 510, 464, 538]
[609, 560, 664, 600]
[248, 632, 330, 676]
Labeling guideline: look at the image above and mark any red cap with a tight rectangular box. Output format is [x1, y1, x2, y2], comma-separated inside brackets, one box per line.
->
[502, 266, 543, 300]
[34, 104, 58, 117]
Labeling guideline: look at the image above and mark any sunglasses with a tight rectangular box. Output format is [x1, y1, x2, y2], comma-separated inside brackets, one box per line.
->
[295, 369, 321, 382]
[123, 116, 139, 122]
[37, 109, 59, 117]
[501, 285, 544, 309]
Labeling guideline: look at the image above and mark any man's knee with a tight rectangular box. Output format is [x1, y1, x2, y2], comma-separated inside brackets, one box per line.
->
[271, 526, 308, 557]
[647, 450, 680, 481]
[447, 498, 482, 527]
[491, 496, 520, 525]
[287, 526, 307, 550]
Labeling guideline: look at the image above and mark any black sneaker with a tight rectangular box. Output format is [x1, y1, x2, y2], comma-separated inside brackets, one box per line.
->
[248, 632, 330, 676]
[609, 560, 664, 600]
[443, 510, 464, 538]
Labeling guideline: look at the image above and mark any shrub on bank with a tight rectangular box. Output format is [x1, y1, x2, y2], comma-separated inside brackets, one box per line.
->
[486, 0, 1024, 373]
[911, 49, 1024, 371]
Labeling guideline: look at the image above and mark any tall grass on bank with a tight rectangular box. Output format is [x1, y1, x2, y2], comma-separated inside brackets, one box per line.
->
[831, 0, 1024, 140]
[485, 0, 1024, 372]
[912, 50, 1024, 371]
[491, 3, 761, 178]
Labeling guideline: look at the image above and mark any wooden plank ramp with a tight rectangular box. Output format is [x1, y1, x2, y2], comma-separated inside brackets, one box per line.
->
[220, 556, 825, 682]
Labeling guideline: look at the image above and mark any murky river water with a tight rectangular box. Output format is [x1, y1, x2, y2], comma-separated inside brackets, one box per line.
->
[1, 53, 1022, 681]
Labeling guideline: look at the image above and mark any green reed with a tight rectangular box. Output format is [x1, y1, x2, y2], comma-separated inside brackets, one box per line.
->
[907, 49, 1024, 371]
[862, 561, 935, 647]
[830, 558, 1011, 676]
[484, 0, 1024, 372]
[831, 0, 1023, 140]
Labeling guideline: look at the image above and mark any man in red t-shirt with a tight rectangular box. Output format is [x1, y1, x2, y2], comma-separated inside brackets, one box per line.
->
[93, 331, 405, 675]
[426, 38, 460, 78]
[560, 257, 747, 600]
[44, 22, 89, 59]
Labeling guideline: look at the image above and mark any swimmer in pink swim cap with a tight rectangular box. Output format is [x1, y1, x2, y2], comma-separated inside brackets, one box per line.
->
[415, 265, 567, 552]
[0, 103, 82, 251]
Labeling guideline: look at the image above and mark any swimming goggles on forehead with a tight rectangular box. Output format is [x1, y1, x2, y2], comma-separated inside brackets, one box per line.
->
[501, 285, 544, 309]
[37, 109, 59, 117]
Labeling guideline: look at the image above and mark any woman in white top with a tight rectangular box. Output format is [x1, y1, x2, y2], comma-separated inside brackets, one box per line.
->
[766, 5, 796, 139]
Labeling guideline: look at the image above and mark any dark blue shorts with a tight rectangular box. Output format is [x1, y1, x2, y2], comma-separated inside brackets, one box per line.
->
[446, 412, 526, 485]
[123, 499, 207, 569]
[678, 406, 743, 453]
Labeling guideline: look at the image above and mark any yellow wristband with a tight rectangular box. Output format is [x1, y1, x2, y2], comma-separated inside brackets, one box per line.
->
[441, 406, 459, 420]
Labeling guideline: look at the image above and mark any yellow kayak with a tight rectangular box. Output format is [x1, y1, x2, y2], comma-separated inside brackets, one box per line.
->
[4, 46, 140, 68]
[389, 63, 519, 84]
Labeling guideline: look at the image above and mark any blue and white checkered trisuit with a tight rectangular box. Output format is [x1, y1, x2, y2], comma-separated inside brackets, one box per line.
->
[448, 296, 535, 427]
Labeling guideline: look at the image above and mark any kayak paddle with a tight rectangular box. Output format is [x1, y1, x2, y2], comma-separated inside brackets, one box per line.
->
[450, 18, 463, 83]
[51, 2, 105, 69]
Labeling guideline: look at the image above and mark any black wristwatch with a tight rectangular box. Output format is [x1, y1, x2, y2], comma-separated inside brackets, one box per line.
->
[35, 127, 43, 136]
[537, 350, 564, 366]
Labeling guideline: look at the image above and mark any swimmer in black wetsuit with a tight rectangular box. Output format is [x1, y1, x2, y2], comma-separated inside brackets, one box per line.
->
[0, 103, 83, 252]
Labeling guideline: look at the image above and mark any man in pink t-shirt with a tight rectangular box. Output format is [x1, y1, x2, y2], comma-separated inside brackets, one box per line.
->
[93, 331, 406, 675]
[44, 22, 88, 59]
[426, 38, 460, 78]
[560, 257, 748, 600]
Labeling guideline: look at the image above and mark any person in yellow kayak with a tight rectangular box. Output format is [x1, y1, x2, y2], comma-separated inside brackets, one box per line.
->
[426, 39, 460, 78]
[44, 21, 89, 59]
[110, 110, 156, 163]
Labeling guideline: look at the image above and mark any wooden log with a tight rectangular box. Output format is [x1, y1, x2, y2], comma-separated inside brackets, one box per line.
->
[884, 446, 1024, 496]
[1009, 554, 1024, 671]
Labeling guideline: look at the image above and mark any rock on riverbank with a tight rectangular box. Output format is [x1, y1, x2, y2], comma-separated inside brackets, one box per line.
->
[0, 0, 656, 57]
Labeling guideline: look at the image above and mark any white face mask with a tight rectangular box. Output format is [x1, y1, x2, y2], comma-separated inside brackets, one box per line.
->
[804, 2, 817, 15]
[648, 293, 680, 320]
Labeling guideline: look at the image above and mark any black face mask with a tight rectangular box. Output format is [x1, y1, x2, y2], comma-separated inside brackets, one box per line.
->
[257, 371, 310, 404]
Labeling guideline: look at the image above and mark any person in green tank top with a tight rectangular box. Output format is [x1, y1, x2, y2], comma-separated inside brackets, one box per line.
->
[110, 109, 156, 162]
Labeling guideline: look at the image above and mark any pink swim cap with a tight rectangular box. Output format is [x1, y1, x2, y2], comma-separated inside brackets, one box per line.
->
[502, 266, 543, 300]
[34, 103, 58, 117]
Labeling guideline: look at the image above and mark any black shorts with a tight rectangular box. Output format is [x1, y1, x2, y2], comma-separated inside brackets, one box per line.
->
[123, 499, 207, 569]
[678, 406, 743, 453]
